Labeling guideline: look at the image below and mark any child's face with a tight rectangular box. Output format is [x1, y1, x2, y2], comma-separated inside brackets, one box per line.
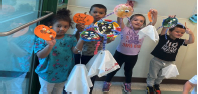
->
[52, 20, 69, 36]
[169, 27, 186, 39]
[131, 16, 145, 30]
[89, 7, 106, 22]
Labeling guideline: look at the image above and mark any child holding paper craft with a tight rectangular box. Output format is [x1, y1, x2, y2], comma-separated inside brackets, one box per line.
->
[146, 15, 194, 94]
[74, 4, 115, 94]
[102, 9, 158, 92]
[34, 8, 80, 94]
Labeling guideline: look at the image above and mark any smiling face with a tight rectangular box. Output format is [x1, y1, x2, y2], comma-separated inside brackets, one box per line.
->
[131, 16, 145, 30]
[89, 7, 106, 23]
[169, 27, 186, 39]
[52, 20, 69, 38]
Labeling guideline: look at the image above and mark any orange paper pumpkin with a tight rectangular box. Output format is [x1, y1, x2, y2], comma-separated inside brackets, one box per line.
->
[34, 25, 56, 40]
[73, 13, 94, 25]
[148, 11, 152, 22]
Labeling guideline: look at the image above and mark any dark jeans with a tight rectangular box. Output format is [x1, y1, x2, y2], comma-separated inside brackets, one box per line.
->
[105, 50, 138, 83]
[74, 54, 96, 94]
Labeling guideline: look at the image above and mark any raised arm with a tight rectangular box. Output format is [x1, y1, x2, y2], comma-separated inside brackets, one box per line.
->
[147, 9, 158, 26]
[184, 28, 195, 44]
[160, 15, 176, 35]
[37, 39, 56, 58]
[75, 23, 85, 41]
[117, 17, 125, 29]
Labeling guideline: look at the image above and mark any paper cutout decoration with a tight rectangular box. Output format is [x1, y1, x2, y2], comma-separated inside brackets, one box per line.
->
[161, 64, 179, 78]
[34, 25, 56, 40]
[138, 25, 159, 42]
[148, 11, 152, 22]
[73, 13, 94, 25]
[114, 4, 133, 18]
[94, 19, 121, 38]
[65, 64, 93, 94]
[86, 50, 120, 77]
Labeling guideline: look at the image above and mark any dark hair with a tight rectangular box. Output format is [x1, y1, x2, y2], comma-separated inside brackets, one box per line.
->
[127, 14, 146, 28]
[169, 24, 186, 32]
[89, 4, 107, 13]
[51, 8, 73, 28]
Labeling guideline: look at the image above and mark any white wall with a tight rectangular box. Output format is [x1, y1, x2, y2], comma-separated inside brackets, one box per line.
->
[67, 0, 197, 80]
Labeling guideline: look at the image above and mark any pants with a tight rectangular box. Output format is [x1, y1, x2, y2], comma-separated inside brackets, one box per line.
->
[146, 57, 173, 86]
[39, 77, 66, 94]
[105, 50, 138, 83]
[74, 54, 96, 94]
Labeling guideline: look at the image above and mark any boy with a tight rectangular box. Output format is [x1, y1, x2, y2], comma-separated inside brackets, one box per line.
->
[74, 4, 114, 94]
[146, 15, 195, 94]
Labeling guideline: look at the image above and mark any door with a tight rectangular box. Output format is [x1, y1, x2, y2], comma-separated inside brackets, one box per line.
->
[0, 0, 42, 94]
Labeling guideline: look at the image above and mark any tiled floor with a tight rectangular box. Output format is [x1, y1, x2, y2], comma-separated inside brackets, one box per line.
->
[92, 81, 188, 94]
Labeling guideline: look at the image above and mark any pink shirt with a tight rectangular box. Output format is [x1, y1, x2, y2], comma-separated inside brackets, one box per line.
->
[117, 26, 144, 55]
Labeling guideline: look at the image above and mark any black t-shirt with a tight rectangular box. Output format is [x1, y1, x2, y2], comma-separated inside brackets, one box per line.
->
[151, 35, 187, 61]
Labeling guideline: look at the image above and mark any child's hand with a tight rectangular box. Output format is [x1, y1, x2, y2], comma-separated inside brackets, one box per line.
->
[186, 28, 193, 35]
[149, 9, 158, 18]
[46, 38, 56, 46]
[110, 37, 115, 41]
[76, 23, 85, 32]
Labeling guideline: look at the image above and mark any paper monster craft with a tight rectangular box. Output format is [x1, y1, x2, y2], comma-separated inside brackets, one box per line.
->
[34, 25, 56, 40]
[94, 19, 121, 38]
[138, 11, 159, 42]
[80, 19, 121, 42]
[73, 12, 94, 25]
[114, 4, 133, 18]
[157, 16, 179, 39]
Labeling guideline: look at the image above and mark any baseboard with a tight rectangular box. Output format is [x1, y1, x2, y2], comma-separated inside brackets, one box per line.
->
[95, 76, 188, 84]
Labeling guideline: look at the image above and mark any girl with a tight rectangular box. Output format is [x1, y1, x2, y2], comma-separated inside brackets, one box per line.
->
[102, 9, 158, 93]
[34, 8, 79, 94]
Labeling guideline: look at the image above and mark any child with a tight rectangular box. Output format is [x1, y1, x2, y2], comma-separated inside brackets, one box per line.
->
[146, 15, 195, 94]
[183, 75, 197, 94]
[74, 4, 115, 94]
[34, 8, 80, 94]
[102, 9, 158, 93]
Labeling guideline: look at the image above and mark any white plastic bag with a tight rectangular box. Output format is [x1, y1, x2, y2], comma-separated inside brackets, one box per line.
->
[161, 64, 179, 78]
[65, 64, 93, 94]
[138, 25, 159, 42]
[86, 50, 120, 77]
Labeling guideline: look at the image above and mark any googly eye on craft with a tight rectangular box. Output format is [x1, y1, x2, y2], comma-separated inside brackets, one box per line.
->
[114, 4, 133, 18]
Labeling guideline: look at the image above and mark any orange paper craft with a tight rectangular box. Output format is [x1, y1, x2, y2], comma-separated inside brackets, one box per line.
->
[148, 11, 152, 22]
[34, 25, 56, 40]
[73, 13, 94, 25]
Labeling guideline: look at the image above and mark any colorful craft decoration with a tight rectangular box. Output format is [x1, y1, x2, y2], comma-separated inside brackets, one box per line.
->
[114, 4, 133, 18]
[34, 25, 56, 40]
[80, 30, 100, 42]
[94, 19, 121, 38]
[162, 17, 178, 28]
[73, 12, 94, 25]
[157, 16, 179, 39]
[148, 11, 152, 22]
